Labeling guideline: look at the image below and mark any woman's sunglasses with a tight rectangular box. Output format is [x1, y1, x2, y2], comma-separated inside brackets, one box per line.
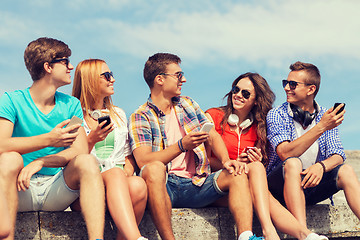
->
[231, 86, 251, 99]
[100, 71, 114, 81]
[282, 80, 311, 90]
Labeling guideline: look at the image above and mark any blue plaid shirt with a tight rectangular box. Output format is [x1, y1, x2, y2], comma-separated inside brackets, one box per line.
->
[129, 95, 211, 186]
[266, 101, 346, 174]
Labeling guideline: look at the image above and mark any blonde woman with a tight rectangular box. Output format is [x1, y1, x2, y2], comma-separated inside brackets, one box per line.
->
[72, 59, 147, 240]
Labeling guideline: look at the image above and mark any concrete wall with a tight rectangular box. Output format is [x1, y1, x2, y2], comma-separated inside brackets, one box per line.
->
[14, 150, 360, 239]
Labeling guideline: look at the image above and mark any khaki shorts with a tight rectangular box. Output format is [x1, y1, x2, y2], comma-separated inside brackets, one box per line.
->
[18, 169, 79, 212]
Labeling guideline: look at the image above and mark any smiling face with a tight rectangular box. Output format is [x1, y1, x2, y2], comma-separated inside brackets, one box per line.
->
[160, 63, 187, 97]
[99, 62, 115, 98]
[50, 57, 74, 87]
[232, 77, 256, 114]
[284, 70, 314, 107]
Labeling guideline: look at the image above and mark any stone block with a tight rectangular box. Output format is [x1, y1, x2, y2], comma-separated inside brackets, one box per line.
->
[15, 212, 40, 240]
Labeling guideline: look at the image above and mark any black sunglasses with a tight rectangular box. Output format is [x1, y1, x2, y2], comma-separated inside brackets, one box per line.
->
[282, 80, 311, 90]
[50, 58, 70, 68]
[159, 71, 184, 82]
[100, 71, 114, 81]
[231, 86, 251, 99]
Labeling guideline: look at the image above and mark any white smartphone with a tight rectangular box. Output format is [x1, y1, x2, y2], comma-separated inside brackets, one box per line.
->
[200, 122, 214, 133]
[67, 116, 82, 133]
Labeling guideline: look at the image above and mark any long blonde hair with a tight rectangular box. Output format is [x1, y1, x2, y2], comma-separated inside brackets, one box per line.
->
[72, 59, 123, 127]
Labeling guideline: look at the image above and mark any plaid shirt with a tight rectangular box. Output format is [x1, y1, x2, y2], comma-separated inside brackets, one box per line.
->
[129, 95, 211, 186]
[266, 101, 346, 174]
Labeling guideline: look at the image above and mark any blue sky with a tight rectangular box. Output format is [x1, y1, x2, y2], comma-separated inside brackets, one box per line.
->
[1, 0, 359, 150]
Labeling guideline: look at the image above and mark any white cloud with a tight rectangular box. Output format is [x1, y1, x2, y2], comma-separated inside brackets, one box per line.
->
[72, 0, 360, 65]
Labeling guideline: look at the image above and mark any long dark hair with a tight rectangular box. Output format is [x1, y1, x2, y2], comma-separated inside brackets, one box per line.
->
[219, 72, 275, 165]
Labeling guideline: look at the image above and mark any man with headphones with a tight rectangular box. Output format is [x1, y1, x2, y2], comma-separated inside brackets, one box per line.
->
[266, 61, 360, 228]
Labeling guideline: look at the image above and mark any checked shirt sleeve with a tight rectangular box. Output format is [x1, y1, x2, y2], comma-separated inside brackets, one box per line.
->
[266, 106, 292, 151]
[128, 112, 153, 151]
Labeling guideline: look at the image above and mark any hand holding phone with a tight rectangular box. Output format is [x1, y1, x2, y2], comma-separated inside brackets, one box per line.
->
[333, 103, 345, 115]
[244, 146, 256, 153]
[98, 115, 111, 129]
[67, 116, 82, 133]
[200, 122, 214, 133]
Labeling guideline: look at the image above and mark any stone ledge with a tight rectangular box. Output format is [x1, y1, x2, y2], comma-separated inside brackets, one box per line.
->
[15, 204, 360, 240]
[14, 150, 360, 239]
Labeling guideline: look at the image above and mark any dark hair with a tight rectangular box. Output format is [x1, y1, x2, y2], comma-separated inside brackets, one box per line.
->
[290, 61, 321, 97]
[220, 72, 275, 165]
[24, 37, 71, 81]
[143, 53, 181, 88]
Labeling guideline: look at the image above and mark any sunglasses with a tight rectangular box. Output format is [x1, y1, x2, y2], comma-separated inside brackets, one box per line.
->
[159, 71, 184, 82]
[50, 58, 70, 68]
[282, 80, 311, 90]
[231, 86, 251, 99]
[100, 71, 114, 81]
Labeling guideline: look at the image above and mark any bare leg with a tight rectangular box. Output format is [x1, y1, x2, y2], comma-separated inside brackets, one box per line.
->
[269, 194, 311, 240]
[337, 164, 360, 220]
[127, 176, 147, 225]
[141, 161, 174, 240]
[283, 158, 307, 227]
[0, 152, 23, 240]
[247, 162, 279, 240]
[0, 185, 11, 239]
[102, 168, 142, 240]
[216, 170, 253, 237]
[64, 154, 105, 240]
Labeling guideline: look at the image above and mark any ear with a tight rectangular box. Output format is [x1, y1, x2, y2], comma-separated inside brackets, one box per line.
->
[43, 62, 52, 74]
[307, 85, 316, 96]
[154, 75, 165, 86]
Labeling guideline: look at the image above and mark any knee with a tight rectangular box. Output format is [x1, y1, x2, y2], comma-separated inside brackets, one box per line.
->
[283, 157, 302, 175]
[338, 164, 357, 185]
[129, 177, 147, 201]
[0, 152, 23, 177]
[247, 161, 266, 175]
[72, 154, 99, 175]
[141, 161, 166, 184]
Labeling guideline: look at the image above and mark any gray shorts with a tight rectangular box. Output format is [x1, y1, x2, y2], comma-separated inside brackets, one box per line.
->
[18, 170, 79, 212]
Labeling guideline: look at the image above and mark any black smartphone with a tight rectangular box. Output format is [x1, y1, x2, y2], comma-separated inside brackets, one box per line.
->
[98, 115, 111, 129]
[333, 103, 345, 115]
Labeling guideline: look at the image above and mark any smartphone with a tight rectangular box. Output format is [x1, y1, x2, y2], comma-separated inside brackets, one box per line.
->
[98, 115, 111, 129]
[333, 103, 345, 115]
[200, 122, 214, 133]
[244, 146, 256, 153]
[67, 116, 82, 133]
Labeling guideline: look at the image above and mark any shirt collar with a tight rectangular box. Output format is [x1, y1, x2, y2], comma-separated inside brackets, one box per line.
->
[146, 95, 181, 117]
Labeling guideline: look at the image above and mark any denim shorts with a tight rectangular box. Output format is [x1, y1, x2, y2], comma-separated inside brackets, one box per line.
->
[267, 159, 342, 206]
[18, 169, 79, 212]
[166, 170, 227, 208]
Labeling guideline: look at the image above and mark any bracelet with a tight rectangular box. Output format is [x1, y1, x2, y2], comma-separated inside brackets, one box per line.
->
[178, 138, 187, 152]
[317, 161, 326, 173]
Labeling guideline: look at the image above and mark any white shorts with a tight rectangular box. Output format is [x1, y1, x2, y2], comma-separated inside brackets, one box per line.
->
[18, 170, 79, 212]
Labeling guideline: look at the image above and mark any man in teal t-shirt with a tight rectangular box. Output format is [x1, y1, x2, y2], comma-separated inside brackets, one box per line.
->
[0, 37, 105, 240]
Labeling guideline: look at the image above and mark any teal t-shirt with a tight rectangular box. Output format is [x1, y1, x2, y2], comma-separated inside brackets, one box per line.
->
[0, 88, 83, 175]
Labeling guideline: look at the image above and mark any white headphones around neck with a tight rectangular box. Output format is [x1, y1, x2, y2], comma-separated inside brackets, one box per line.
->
[85, 109, 109, 120]
[228, 113, 253, 129]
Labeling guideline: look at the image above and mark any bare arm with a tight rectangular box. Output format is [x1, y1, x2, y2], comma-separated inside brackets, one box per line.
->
[17, 127, 89, 191]
[0, 117, 81, 155]
[301, 154, 343, 189]
[124, 154, 139, 176]
[276, 106, 345, 161]
[86, 121, 115, 152]
[133, 131, 209, 169]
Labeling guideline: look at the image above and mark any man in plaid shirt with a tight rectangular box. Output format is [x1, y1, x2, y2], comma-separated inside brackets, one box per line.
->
[129, 53, 264, 240]
[266, 61, 360, 228]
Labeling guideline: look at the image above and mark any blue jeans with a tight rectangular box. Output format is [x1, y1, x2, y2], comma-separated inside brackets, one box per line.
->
[267, 158, 342, 206]
[166, 170, 227, 208]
